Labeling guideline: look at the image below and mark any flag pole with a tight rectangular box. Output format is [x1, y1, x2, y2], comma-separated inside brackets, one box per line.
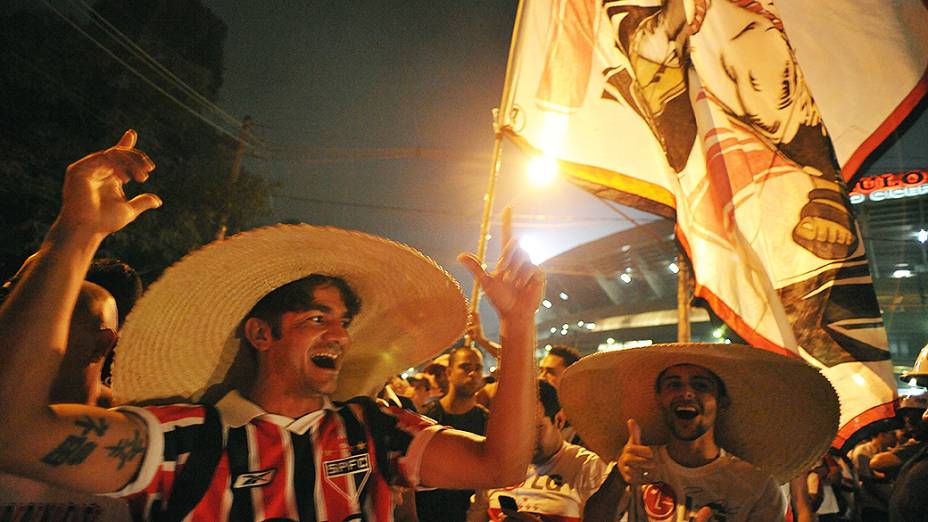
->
[469, 0, 527, 314]
[676, 251, 691, 342]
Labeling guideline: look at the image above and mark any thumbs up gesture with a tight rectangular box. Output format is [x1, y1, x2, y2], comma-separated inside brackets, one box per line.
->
[617, 419, 656, 483]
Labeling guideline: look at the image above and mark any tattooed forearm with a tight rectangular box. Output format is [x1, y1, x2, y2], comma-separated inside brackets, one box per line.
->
[104, 429, 146, 469]
[41, 436, 97, 466]
[39, 416, 111, 467]
[75, 415, 109, 436]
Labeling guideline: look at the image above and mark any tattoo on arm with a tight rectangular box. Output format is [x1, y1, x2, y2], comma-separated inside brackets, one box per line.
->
[75, 415, 109, 436]
[40, 415, 132, 469]
[104, 429, 146, 469]
[41, 436, 98, 466]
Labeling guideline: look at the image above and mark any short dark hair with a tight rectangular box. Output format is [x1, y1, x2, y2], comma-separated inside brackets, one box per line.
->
[548, 345, 581, 367]
[448, 345, 482, 367]
[244, 274, 361, 339]
[655, 365, 729, 399]
[86, 258, 142, 326]
[423, 362, 449, 395]
[538, 379, 560, 421]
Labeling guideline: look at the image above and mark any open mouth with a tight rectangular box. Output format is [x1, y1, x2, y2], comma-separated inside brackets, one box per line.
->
[310, 353, 339, 370]
[674, 406, 699, 420]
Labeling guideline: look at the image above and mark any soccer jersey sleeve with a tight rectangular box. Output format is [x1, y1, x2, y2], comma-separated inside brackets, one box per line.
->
[105, 404, 211, 506]
[349, 397, 444, 488]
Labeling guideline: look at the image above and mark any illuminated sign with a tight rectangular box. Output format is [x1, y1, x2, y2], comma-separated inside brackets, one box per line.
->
[849, 170, 928, 204]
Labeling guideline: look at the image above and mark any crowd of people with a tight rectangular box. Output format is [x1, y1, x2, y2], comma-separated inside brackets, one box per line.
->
[0, 133, 925, 522]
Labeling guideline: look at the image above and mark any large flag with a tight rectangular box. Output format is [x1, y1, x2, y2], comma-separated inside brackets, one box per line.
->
[502, 0, 928, 448]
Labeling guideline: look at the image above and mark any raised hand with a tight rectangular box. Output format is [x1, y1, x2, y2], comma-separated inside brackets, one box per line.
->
[618, 418, 655, 484]
[458, 207, 544, 321]
[57, 129, 161, 237]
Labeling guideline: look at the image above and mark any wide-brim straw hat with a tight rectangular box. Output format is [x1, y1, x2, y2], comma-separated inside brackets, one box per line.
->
[559, 343, 839, 483]
[901, 345, 928, 387]
[112, 224, 467, 405]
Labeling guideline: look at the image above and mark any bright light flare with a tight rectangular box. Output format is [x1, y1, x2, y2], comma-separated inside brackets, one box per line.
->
[527, 112, 569, 186]
[518, 235, 554, 265]
[528, 156, 559, 186]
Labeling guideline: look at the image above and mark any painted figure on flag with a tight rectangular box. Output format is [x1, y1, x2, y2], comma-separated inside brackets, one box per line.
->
[598, 0, 858, 259]
[533, 0, 890, 368]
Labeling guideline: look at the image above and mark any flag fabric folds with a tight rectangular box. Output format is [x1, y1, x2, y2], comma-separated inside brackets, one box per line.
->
[502, 0, 928, 447]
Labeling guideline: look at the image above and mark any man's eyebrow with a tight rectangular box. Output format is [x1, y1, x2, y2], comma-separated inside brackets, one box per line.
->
[302, 303, 355, 321]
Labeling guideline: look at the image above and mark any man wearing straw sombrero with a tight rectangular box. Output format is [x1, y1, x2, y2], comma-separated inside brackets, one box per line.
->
[560, 343, 840, 522]
[0, 131, 545, 521]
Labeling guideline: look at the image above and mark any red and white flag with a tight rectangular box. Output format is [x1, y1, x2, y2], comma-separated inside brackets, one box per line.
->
[502, 0, 928, 447]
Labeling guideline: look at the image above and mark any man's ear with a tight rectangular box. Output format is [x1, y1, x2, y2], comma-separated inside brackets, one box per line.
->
[91, 328, 119, 363]
[244, 317, 273, 352]
[719, 394, 732, 410]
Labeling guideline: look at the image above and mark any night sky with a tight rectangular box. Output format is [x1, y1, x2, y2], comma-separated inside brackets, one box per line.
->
[8, 1, 926, 339]
[201, 0, 653, 330]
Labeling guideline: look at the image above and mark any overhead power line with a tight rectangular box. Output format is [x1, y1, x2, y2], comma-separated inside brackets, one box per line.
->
[41, 0, 248, 145]
[68, 0, 249, 132]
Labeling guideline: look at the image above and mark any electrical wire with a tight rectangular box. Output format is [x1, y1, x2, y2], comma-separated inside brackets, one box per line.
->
[66, 0, 262, 146]
[41, 0, 247, 144]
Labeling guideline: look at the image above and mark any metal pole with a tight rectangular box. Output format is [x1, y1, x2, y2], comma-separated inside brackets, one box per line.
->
[469, 0, 526, 313]
[677, 252, 691, 342]
[470, 133, 505, 312]
[216, 116, 252, 240]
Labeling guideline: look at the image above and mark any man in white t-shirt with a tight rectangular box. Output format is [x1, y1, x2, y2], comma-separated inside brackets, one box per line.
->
[557, 343, 840, 522]
[471, 380, 608, 521]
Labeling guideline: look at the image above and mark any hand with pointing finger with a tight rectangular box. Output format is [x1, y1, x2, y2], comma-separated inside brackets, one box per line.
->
[458, 207, 544, 320]
[618, 418, 656, 484]
[57, 129, 161, 238]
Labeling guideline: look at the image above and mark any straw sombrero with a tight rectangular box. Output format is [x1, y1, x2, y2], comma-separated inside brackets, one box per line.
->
[559, 343, 839, 483]
[112, 224, 467, 405]
[902, 345, 928, 387]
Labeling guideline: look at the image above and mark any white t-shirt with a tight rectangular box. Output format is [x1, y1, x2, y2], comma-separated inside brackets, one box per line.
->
[0, 472, 130, 522]
[479, 442, 609, 521]
[620, 446, 784, 522]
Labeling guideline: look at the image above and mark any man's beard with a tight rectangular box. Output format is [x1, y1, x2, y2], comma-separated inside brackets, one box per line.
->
[670, 421, 709, 442]
[662, 409, 709, 442]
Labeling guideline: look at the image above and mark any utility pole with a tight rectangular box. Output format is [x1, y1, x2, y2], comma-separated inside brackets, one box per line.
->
[216, 116, 252, 240]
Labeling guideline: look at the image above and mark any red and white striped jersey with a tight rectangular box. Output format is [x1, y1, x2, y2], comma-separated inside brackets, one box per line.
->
[111, 391, 441, 521]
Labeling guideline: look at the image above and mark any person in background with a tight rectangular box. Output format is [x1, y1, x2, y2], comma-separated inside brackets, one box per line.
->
[471, 380, 608, 522]
[850, 426, 896, 521]
[871, 395, 928, 478]
[537, 345, 580, 391]
[0, 277, 129, 519]
[417, 345, 491, 522]
[888, 405, 928, 522]
[538, 345, 583, 445]
[86, 257, 142, 406]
